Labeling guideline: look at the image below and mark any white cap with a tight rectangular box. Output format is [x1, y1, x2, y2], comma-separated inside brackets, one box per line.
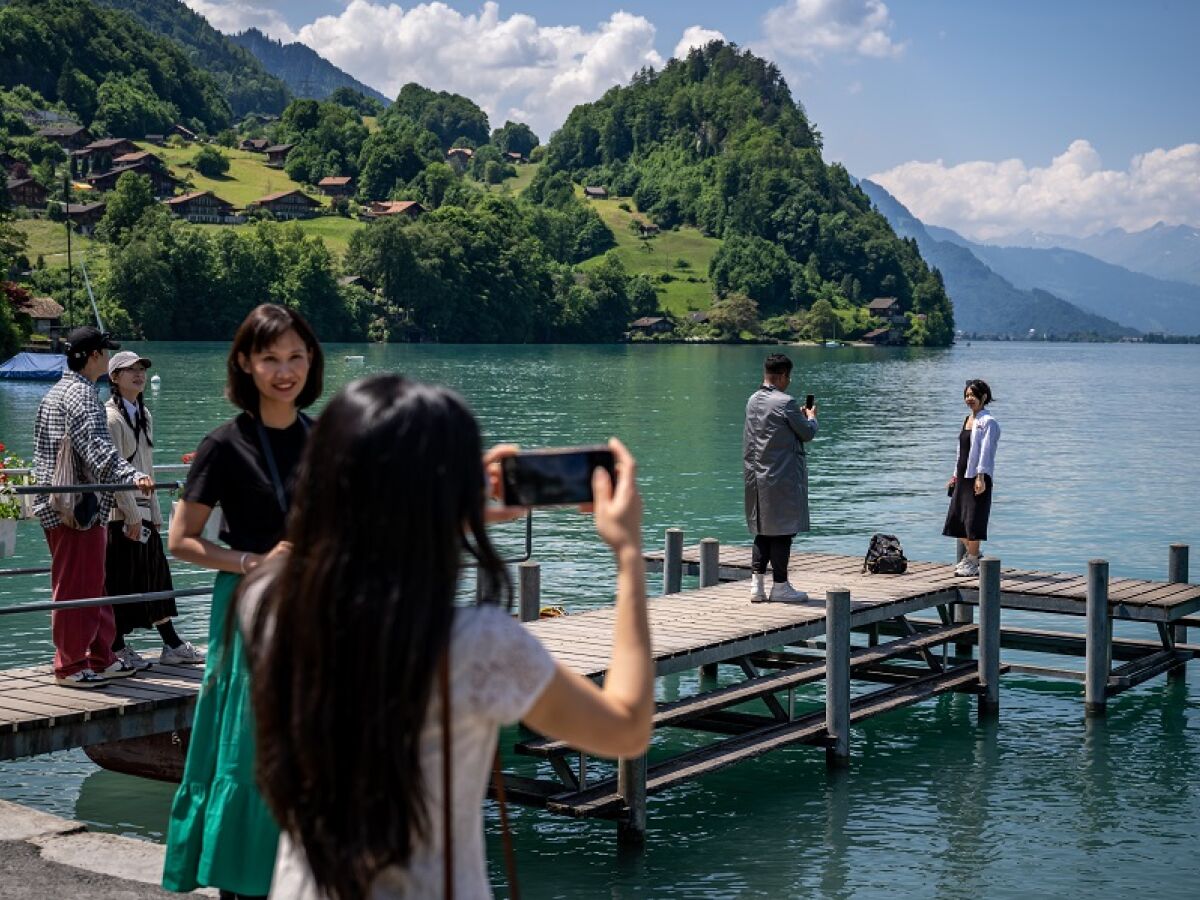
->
[107, 350, 152, 380]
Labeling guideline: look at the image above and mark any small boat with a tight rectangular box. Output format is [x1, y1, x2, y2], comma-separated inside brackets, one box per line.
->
[344, 354, 365, 362]
[0, 351, 67, 381]
[823, 340, 843, 348]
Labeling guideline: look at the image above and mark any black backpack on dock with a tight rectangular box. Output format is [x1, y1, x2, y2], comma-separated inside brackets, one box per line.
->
[862, 533, 908, 575]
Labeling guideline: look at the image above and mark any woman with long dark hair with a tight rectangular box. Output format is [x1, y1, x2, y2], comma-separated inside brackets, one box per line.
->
[943, 378, 1000, 577]
[162, 304, 324, 900]
[246, 375, 653, 899]
[104, 350, 204, 669]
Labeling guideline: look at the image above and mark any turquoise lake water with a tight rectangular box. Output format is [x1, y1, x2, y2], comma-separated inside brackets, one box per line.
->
[0, 341, 1197, 897]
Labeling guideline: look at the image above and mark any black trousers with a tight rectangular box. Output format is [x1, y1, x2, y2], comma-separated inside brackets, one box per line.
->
[752, 534, 794, 582]
[219, 892, 267, 900]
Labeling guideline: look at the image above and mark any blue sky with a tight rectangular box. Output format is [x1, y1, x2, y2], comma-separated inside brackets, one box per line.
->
[187, 1, 1200, 237]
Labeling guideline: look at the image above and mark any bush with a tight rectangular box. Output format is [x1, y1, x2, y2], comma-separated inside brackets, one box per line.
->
[192, 145, 230, 177]
[673, 258, 690, 269]
[618, 202, 631, 212]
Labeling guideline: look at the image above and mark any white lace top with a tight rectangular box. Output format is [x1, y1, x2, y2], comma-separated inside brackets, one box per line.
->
[268, 604, 557, 899]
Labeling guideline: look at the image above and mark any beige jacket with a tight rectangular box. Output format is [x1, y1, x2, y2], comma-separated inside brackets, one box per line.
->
[106, 398, 162, 527]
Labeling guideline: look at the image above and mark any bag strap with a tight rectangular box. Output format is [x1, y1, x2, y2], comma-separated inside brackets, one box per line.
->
[492, 750, 520, 899]
[254, 418, 289, 514]
[440, 654, 454, 900]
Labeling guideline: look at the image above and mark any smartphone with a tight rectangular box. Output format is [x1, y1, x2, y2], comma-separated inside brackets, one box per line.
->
[138, 525, 152, 543]
[501, 446, 616, 507]
[805, 394, 815, 410]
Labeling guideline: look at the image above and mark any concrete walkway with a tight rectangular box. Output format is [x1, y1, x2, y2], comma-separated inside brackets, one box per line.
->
[0, 800, 214, 899]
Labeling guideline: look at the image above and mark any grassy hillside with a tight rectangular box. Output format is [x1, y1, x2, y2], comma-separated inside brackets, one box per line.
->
[141, 142, 325, 208]
[486, 161, 541, 196]
[577, 194, 721, 316]
[15, 219, 100, 266]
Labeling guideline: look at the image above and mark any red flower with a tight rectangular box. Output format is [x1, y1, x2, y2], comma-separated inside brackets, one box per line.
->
[182, 452, 196, 464]
[0, 443, 6, 452]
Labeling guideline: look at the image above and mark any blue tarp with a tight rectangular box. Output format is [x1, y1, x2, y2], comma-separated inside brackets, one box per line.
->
[0, 352, 67, 381]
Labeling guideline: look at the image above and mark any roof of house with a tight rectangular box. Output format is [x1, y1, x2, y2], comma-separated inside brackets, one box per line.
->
[113, 150, 156, 165]
[172, 124, 197, 137]
[866, 296, 900, 311]
[6, 176, 40, 190]
[862, 326, 892, 340]
[318, 176, 353, 186]
[22, 296, 65, 319]
[584, 186, 608, 196]
[264, 143, 295, 154]
[164, 190, 232, 208]
[447, 147, 474, 157]
[242, 138, 270, 148]
[687, 311, 710, 323]
[253, 189, 320, 205]
[85, 138, 136, 151]
[64, 201, 106, 215]
[371, 200, 424, 215]
[85, 162, 176, 184]
[630, 316, 668, 327]
[36, 124, 87, 137]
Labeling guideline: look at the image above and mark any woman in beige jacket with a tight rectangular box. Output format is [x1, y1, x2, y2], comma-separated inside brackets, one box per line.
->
[105, 351, 204, 669]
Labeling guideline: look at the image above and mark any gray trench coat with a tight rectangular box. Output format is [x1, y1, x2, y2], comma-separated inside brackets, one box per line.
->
[743, 385, 818, 536]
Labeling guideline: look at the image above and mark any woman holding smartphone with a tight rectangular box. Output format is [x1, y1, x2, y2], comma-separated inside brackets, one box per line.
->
[162, 304, 323, 900]
[943, 379, 1000, 577]
[104, 351, 204, 670]
[244, 375, 653, 899]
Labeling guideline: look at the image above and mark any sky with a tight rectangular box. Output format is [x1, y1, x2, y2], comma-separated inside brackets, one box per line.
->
[183, 0, 1200, 240]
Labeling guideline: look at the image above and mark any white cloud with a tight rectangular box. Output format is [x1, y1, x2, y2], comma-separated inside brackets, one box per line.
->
[290, 1, 663, 140]
[760, 0, 903, 61]
[673, 26, 726, 61]
[869, 140, 1200, 239]
[183, 1, 297, 42]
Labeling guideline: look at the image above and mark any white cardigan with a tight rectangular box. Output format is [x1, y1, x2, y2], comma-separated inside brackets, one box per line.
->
[961, 408, 1000, 478]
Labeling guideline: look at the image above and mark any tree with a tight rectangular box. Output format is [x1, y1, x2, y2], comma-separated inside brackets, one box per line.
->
[709, 235, 795, 315]
[708, 293, 760, 338]
[492, 120, 539, 157]
[192, 144, 230, 177]
[98, 172, 156, 244]
[805, 298, 837, 340]
[383, 83, 489, 149]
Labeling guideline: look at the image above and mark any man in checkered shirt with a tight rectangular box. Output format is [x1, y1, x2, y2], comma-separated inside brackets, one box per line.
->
[34, 326, 154, 688]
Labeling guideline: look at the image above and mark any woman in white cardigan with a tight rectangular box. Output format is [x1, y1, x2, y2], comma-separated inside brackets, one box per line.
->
[942, 379, 1000, 577]
[105, 351, 204, 669]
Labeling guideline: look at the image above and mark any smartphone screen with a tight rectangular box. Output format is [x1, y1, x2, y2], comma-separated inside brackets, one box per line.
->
[501, 446, 616, 507]
[805, 394, 815, 409]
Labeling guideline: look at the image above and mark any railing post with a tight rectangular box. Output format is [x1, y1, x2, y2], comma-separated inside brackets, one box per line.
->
[825, 589, 851, 769]
[953, 602, 974, 661]
[617, 754, 647, 846]
[1085, 560, 1112, 717]
[663, 528, 683, 595]
[1169, 544, 1189, 681]
[699, 538, 720, 677]
[518, 561, 541, 623]
[977, 558, 1001, 717]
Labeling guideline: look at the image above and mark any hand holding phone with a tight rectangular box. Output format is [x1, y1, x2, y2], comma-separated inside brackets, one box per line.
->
[805, 394, 815, 409]
[501, 445, 617, 507]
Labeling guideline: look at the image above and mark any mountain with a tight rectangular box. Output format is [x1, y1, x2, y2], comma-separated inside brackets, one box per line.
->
[94, 0, 290, 117]
[986, 223, 1200, 288]
[859, 180, 1134, 339]
[229, 28, 390, 108]
[930, 226, 1200, 334]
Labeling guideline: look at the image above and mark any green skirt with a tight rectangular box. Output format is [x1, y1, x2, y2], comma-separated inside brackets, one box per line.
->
[162, 571, 280, 894]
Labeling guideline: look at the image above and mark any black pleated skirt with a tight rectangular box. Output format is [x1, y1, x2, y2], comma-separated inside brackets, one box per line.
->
[106, 521, 177, 634]
[942, 474, 993, 541]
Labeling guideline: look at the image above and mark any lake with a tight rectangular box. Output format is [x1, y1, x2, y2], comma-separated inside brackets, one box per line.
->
[1, 341, 1197, 898]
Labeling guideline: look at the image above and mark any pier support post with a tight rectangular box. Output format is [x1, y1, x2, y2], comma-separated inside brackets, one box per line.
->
[953, 602, 974, 661]
[617, 754, 647, 846]
[1085, 560, 1112, 717]
[1168, 544, 1189, 681]
[699, 538, 720, 677]
[825, 589, 851, 769]
[518, 561, 541, 623]
[977, 558, 1001, 717]
[663, 528, 683, 595]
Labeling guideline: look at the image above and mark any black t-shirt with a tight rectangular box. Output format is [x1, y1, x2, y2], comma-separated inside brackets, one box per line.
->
[182, 412, 309, 553]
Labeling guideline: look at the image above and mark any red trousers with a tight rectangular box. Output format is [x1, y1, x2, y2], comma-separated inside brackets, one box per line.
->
[45, 525, 115, 678]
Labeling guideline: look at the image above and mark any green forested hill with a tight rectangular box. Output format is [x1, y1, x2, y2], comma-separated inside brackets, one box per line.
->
[534, 41, 955, 344]
[230, 27, 390, 108]
[94, 0, 291, 117]
[0, 0, 232, 132]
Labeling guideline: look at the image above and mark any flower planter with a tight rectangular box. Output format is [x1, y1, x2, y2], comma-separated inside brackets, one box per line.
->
[0, 519, 16, 558]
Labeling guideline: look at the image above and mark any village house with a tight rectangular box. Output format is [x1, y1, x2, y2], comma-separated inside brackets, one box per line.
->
[17, 296, 65, 336]
[171, 123, 197, 142]
[249, 189, 321, 220]
[628, 316, 674, 336]
[144, 134, 165, 145]
[365, 200, 425, 220]
[6, 176, 47, 209]
[35, 124, 92, 150]
[338, 274, 378, 293]
[112, 150, 166, 171]
[503, 151, 526, 164]
[584, 186, 608, 200]
[82, 137, 141, 160]
[264, 143, 295, 168]
[637, 221, 660, 237]
[163, 190, 242, 224]
[445, 147, 474, 172]
[866, 296, 905, 324]
[687, 311, 710, 325]
[240, 138, 270, 153]
[318, 176, 355, 198]
[1, 151, 22, 173]
[63, 201, 106, 236]
[85, 161, 178, 197]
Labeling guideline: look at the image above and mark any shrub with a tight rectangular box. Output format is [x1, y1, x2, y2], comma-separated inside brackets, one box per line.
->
[192, 144, 230, 177]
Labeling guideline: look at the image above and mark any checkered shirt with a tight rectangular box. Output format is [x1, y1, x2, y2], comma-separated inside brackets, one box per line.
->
[33, 371, 141, 530]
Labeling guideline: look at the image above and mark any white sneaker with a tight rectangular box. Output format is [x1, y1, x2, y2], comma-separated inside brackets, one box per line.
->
[98, 659, 138, 680]
[55, 669, 109, 689]
[749, 574, 767, 603]
[768, 582, 810, 603]
[160, 641, 206, 666]
[955, 557, 980, 577]
[115, 645, 153, 671]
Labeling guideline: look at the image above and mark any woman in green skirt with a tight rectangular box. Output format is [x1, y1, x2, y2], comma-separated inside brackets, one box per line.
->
[163, 304, 324, 899]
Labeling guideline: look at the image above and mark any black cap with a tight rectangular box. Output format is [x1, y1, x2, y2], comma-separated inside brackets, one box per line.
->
[64, 326, 120, 360]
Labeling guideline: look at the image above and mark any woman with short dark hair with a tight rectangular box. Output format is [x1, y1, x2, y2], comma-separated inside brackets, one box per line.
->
[162, 304, 324, 899]
[943, 379, 1000, 576]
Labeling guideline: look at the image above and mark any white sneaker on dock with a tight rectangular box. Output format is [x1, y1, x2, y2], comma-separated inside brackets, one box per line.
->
[749, 574, 768, 603]
[55, 670, 109, 689]
[160, 641, 206, 666]
[98, 659, 138, 680]
[954, 556, 980, 577]
[115, 645, 153, 671]
[768, 582, 809, 603]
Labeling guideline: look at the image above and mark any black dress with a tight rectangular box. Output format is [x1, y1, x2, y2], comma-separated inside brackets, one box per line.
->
[942, 420, 993, 541]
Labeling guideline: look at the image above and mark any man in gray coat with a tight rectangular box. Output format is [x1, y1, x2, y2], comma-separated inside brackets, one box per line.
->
[744, 353, 818, 602]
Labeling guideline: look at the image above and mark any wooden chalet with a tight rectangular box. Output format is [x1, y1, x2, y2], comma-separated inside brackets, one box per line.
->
[17, 296, 65, 335]
[637, 221, 660, 236]
[249, 189, 321, 220]
[861, 325, 896, 345]
[163, 190, 242, 224]
[504, 151, 526, 164]
[112, 150, 165, 171]
[144, 134, 166, 145]
[264, 143, 295, 168]
[628, 316, 674, 336]
[6, 176, 47, 209]
[318, 176, 355, 197]
[866, 296, 904, 323]
[35, 124, 92, 150]
[171, 124, 197, 142]
[83, 137, 141, 159]
[446, 147, 474, 171]
[584, 186, 608, 199]
[84, 161, 178, 197]
[240, 138, 270, 153]
[365, 200, 425, 220]
[64, 202, 106, 236]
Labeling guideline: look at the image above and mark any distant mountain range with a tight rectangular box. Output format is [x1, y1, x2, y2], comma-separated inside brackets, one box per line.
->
[984, 223, 1200, 287]
[229, 28, 390, 108]
[857, 180, 1134, 339]
[928, 227, 1200, 335]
